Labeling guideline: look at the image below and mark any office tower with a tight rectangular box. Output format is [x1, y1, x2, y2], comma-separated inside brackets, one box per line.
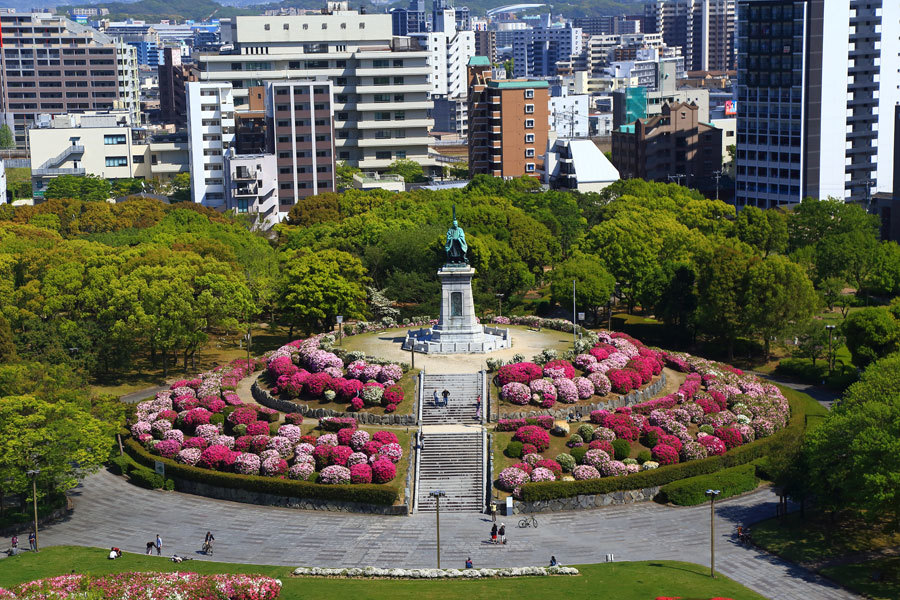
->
[646, 0, 735, 72]
[735, 0, 898, 207]
[574, 15, 641, 36]
[467, 57, 550, 178]
[391, 0, 428, 36]
[159, 47, 191, 128]
[265, 80, 336, 208]
[510, 23, 583, 78]
[186, 82, 236, 209]
[0, 11, 140, 146]
[104, 21, 163, 67]
[474, 30, 497, 64]
[197, 6, 433, 171]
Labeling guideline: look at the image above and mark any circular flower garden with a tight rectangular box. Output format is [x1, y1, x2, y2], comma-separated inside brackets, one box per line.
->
[494, 339, 790, 499]
[128, 336, 409, 490]
[494, 331, 664, 412]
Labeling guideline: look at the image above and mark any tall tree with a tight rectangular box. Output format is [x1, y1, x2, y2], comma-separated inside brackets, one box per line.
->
[842, 307, 900, 368]
[696, 244, 753, 359]
[549, 254, 615, 324]
[0, 125, 14, 149]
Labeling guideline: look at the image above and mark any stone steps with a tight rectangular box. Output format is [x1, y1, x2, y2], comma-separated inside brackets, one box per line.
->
[421, 372, 482, 425]
[416, 427, 484, 512]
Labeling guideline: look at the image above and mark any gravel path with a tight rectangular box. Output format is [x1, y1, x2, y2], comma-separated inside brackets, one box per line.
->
[37, 471, 858, 600]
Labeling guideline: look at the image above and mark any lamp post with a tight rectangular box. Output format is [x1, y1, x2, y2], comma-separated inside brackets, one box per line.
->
[27, 469, 40, 552]
[825, 324, 836, 375]
[429, 490, 446, 568]
[706, 489, 720, 578]
[572, 279, 577, 348]
[336, 315, 344, 346]
[495, 293, 504, 318]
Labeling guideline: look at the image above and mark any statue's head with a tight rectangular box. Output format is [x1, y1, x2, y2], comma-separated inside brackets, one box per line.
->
[453, 220, 459, 227]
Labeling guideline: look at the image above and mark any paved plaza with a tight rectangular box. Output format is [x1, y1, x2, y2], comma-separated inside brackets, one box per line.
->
[36, 470, 858, 599]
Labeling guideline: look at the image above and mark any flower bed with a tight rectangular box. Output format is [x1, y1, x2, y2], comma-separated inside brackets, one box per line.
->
[494, 331, 664, 413]
[291, 566, 579, 579]
[493, 350, 792, 501]
[0, 573, 281, 600]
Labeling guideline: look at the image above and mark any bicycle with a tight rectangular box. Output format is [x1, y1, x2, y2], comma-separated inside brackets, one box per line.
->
[518, 514, 538, 528]
[202, 541, 214, 556]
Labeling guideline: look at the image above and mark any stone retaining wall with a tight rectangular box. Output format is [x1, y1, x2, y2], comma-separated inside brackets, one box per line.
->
[251, 378, 417, 426]
[500, 371, 667, 421]
[511, 487, 660, 514]
[0, 502, 73, 537]
[171, 477, 409, 515]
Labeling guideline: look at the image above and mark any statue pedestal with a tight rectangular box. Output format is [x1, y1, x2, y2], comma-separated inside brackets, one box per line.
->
[403, 264, 511, 354]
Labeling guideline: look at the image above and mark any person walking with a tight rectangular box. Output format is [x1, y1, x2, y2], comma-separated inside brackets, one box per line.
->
[490, 502, 497, 523]
[155, 534, 162, 556]
[432, 390, 439, 406]
[498, 523, 506, 545]
[490, 523, 498, 544]
[465, 557, 473, 569]
[10, 536, 17, 550]
[475, 395, 482, 421]
[441, 389, 450, 407]
[28, 531, 36, 551]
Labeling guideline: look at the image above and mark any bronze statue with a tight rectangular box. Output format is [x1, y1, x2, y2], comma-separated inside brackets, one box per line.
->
[445, 204, 468, 264]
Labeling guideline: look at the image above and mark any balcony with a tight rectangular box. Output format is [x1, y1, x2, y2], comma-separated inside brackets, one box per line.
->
[358, 136, 432, 148]
[233, 167, 256, 180]
[356, 101, 431, 111]
[356, 83, 431, 94]
[232, 182, 259, 196]
[33, 166, 85, 177]
[357, 118, 431, 129]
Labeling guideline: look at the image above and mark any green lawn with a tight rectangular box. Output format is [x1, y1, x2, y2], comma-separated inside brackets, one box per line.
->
[0, 547, 767, 600]
[821, 557, 900, 600]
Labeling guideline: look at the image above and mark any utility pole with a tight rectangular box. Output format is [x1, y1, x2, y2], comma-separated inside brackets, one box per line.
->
[27, 469, 40, 552]
[713, 169, 723, 201]
[429, 490, 446, 568]
[826, 324, 836, 375]
[706, 489, 720, 578]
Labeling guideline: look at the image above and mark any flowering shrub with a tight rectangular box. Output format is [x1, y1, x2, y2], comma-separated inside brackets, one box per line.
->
[529, 379, 557, 408]
[197, 444, 233, 470]
[277, 424, 302, 444]
[362, 440, 383, 456]
[497, 362, 543, 386]
[383, 384, 404, 405]
[361, 382, 385, 406]
[350, 397, 364, 411]
[574, 353, 597, 370]
[589, 440, 615, 457]
[543, 359, 576, 379]
[376, 442, 403, 463]
[600, 460, 628, 477]
[530, 467, 556, 482]
[349, 430, 371, 451]
[371, 459, 396, 483]
[350, 463, 373, 484]
[330, 445, 354, 466]
[372, 431, 399, 445]
[319, 465, 351, 484]
[555, 378, 578, 403]
[176, 448, 202, 466]
[680, 441, 708, 461]
[555, 453, 576, 472]
[336, 427, 355, 446]
[698, 435, 727, 456]
[317, 433, 339, 447]
[339, 379, 364, 401]
[651, 444, 679, 466]
[587, 372, 612, 396]
[573, 377, 595, 399]
[261, 456, 288, 477]
[181, 408, 212, 430]
[714, 427, 744, 450]
[246, 421, 269, 436]
[228, 407, 257, 426]
[534, 459, 562, 479]
[288, 462, 315, 480]
[501, 382, 531, 405]
[592, 426, 617, 442]
[379, 364, 404, 383]
[154, 439, 181, 459]
[184, 437, 208, 451]
[498, 467, 530, 491]
[266, 436, 293, 458]
[347, 452, 368, 466]
[583, 449, 611, 469]
[572, 465, 601, 480]
[513, 426, 551, 452]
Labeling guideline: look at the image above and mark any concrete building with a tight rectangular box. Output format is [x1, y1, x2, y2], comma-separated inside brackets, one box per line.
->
[186, 81, 235, 209]
[574, 16, 641, 37]
[474, 30, 497, 64]
[611, 60, 709, 126]
[352, 171, 405, 191]
[0, 12, 141, 146]
[611, 101, 722, 187]
[417, 20, 475, 98]
[391, 0, 429, 36]
[586, 32, 667, 75]
[158, 47, 191, 127]
[544, 138, 620, 192]
[265, 80, 336, 209]
[510, 22, 583, 78]
[607, 52, 685, 91]
[27, 111, 187, 198]
[549, 86, 589, 138]
[195, 5, 434, 171]
[734, 0, 899, 207]
[646, 0, 735, 72]
[223, 150, 279, 229]
[103, 21, 164, 66]
[467, 57, 550, 178]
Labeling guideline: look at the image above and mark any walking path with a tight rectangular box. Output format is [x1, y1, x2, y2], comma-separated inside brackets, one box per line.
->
[37, 470, 858, 599]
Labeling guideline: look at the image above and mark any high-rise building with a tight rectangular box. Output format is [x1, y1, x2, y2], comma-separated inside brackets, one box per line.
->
[391, 0, 429, 36]
[734, 0, 899, 207]
[646, 0, 735, 72]
[196, 6, 434, 171]
[265, 80, 336, 209]
[473, 30, 496, 64]
[103, 21, 164, 67]
[510, 22, 583, 78]
[159, 47, 191, 128]
[0, 11, 140, 146]
[467, 56, 550, 178]
[574, 15, 641, 36]
[186, 81, 236, 209]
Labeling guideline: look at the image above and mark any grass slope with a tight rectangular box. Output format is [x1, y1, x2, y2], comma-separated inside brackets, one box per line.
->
[0, 547, 766, 600]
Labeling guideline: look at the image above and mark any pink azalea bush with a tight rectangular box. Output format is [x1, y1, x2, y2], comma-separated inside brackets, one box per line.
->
[371, 459, 396, 483]
[319, 465, 351, 484]
[497, 362, 543, 386]
[501, 382, 531, 405]
[498, 467, 530, 491]
[572, 465, 601, 480]
[513, 426, 551, 452]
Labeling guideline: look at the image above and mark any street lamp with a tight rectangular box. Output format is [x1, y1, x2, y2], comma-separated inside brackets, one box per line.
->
[825, 325, 836, 375]
[706, 489, 720, 578]
[495, 293, 504, 318]
[336, 315, 344, 346]
[429, 490, 447, 569]
[26, 469, 40, 552]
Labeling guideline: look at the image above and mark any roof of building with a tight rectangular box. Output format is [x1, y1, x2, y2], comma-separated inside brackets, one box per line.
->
[488, 79, 550, 89]
[618, 124, 635, 133]
[468, 55, 491, 66]
[562, 139, 619, 184]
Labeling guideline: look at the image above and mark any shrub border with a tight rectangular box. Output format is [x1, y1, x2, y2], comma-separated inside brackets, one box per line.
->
[121, 435, 405, 514]
[518, 385, 824, 504]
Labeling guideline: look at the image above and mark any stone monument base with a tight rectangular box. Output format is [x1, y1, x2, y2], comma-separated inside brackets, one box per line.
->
[402, 325, 511, 354]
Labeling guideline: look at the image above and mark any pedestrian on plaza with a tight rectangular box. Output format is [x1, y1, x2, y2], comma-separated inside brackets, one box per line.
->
[490, 502, 497, 523]
[10, 536, 17, 550]
[146, 541, 155, 555]
[490, 523, 498, 544]
[465, 557, 473, 569]
[550, 556, 558, 567]
[155, 534, 162, 556]
[28, 531, 35, 551]
[498, 523, 506, 545]
[441, 389, 450, 407]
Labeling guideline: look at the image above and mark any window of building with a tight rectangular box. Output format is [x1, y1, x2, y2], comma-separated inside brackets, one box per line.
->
[393, 94, 404, 102]
[394, 111, 406, 120]
[394, 76, 404, 85]
[283, 23, 289, 30]
[525, 89, 534, 99]
[525, 163, 535, 172]
[376, 151, 391, 160]
[525, 104, 534, 114]
[264, 24, 270, 30]
[525, 133, 535, 143]
[373, 59, 389, 68]
[525, 148, 535, 157]
[396, 151, 406, 159]
[103, 134, 126, 145]
[374, 76, 390, 86]
[105, 156, 128, 167]
[374, 112, 391, 121]
[525, 119, 534, 128]
[374, 94, 391, 103]
[393, 59, 403, 67]
[132, 155, 144, 163]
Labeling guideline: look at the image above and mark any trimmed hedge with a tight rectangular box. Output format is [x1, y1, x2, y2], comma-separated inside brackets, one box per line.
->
[521, 386, 823, 502]
[658, 463, 758, 506]
[122, 436, 399, 506]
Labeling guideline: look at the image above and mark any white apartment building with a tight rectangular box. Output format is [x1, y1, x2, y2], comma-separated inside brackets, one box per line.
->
[186, 82, 236, 209]
[223, 150, 279, 229]
[549, 86, 589, 138]
[735, 0, 899, 207]
[194, 5, 434, 171]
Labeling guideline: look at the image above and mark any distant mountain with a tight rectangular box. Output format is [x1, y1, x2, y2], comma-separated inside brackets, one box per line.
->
[57, 0, 254, 21]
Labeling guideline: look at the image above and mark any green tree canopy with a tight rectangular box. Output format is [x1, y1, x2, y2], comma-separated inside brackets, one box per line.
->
[43, 175, 112, 203]
[549, 254, 615, 323]
[842, 307, 900, 368]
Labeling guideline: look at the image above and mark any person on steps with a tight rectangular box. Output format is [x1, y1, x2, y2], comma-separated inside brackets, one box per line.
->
[441, 389, 450, 407]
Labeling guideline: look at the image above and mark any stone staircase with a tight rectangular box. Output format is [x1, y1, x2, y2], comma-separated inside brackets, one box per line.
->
[416, 430, 485, 513]
[420, 373, 482, 425]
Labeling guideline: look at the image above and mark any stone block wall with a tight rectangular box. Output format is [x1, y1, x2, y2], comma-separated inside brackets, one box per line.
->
[512, 487, 660, 514]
